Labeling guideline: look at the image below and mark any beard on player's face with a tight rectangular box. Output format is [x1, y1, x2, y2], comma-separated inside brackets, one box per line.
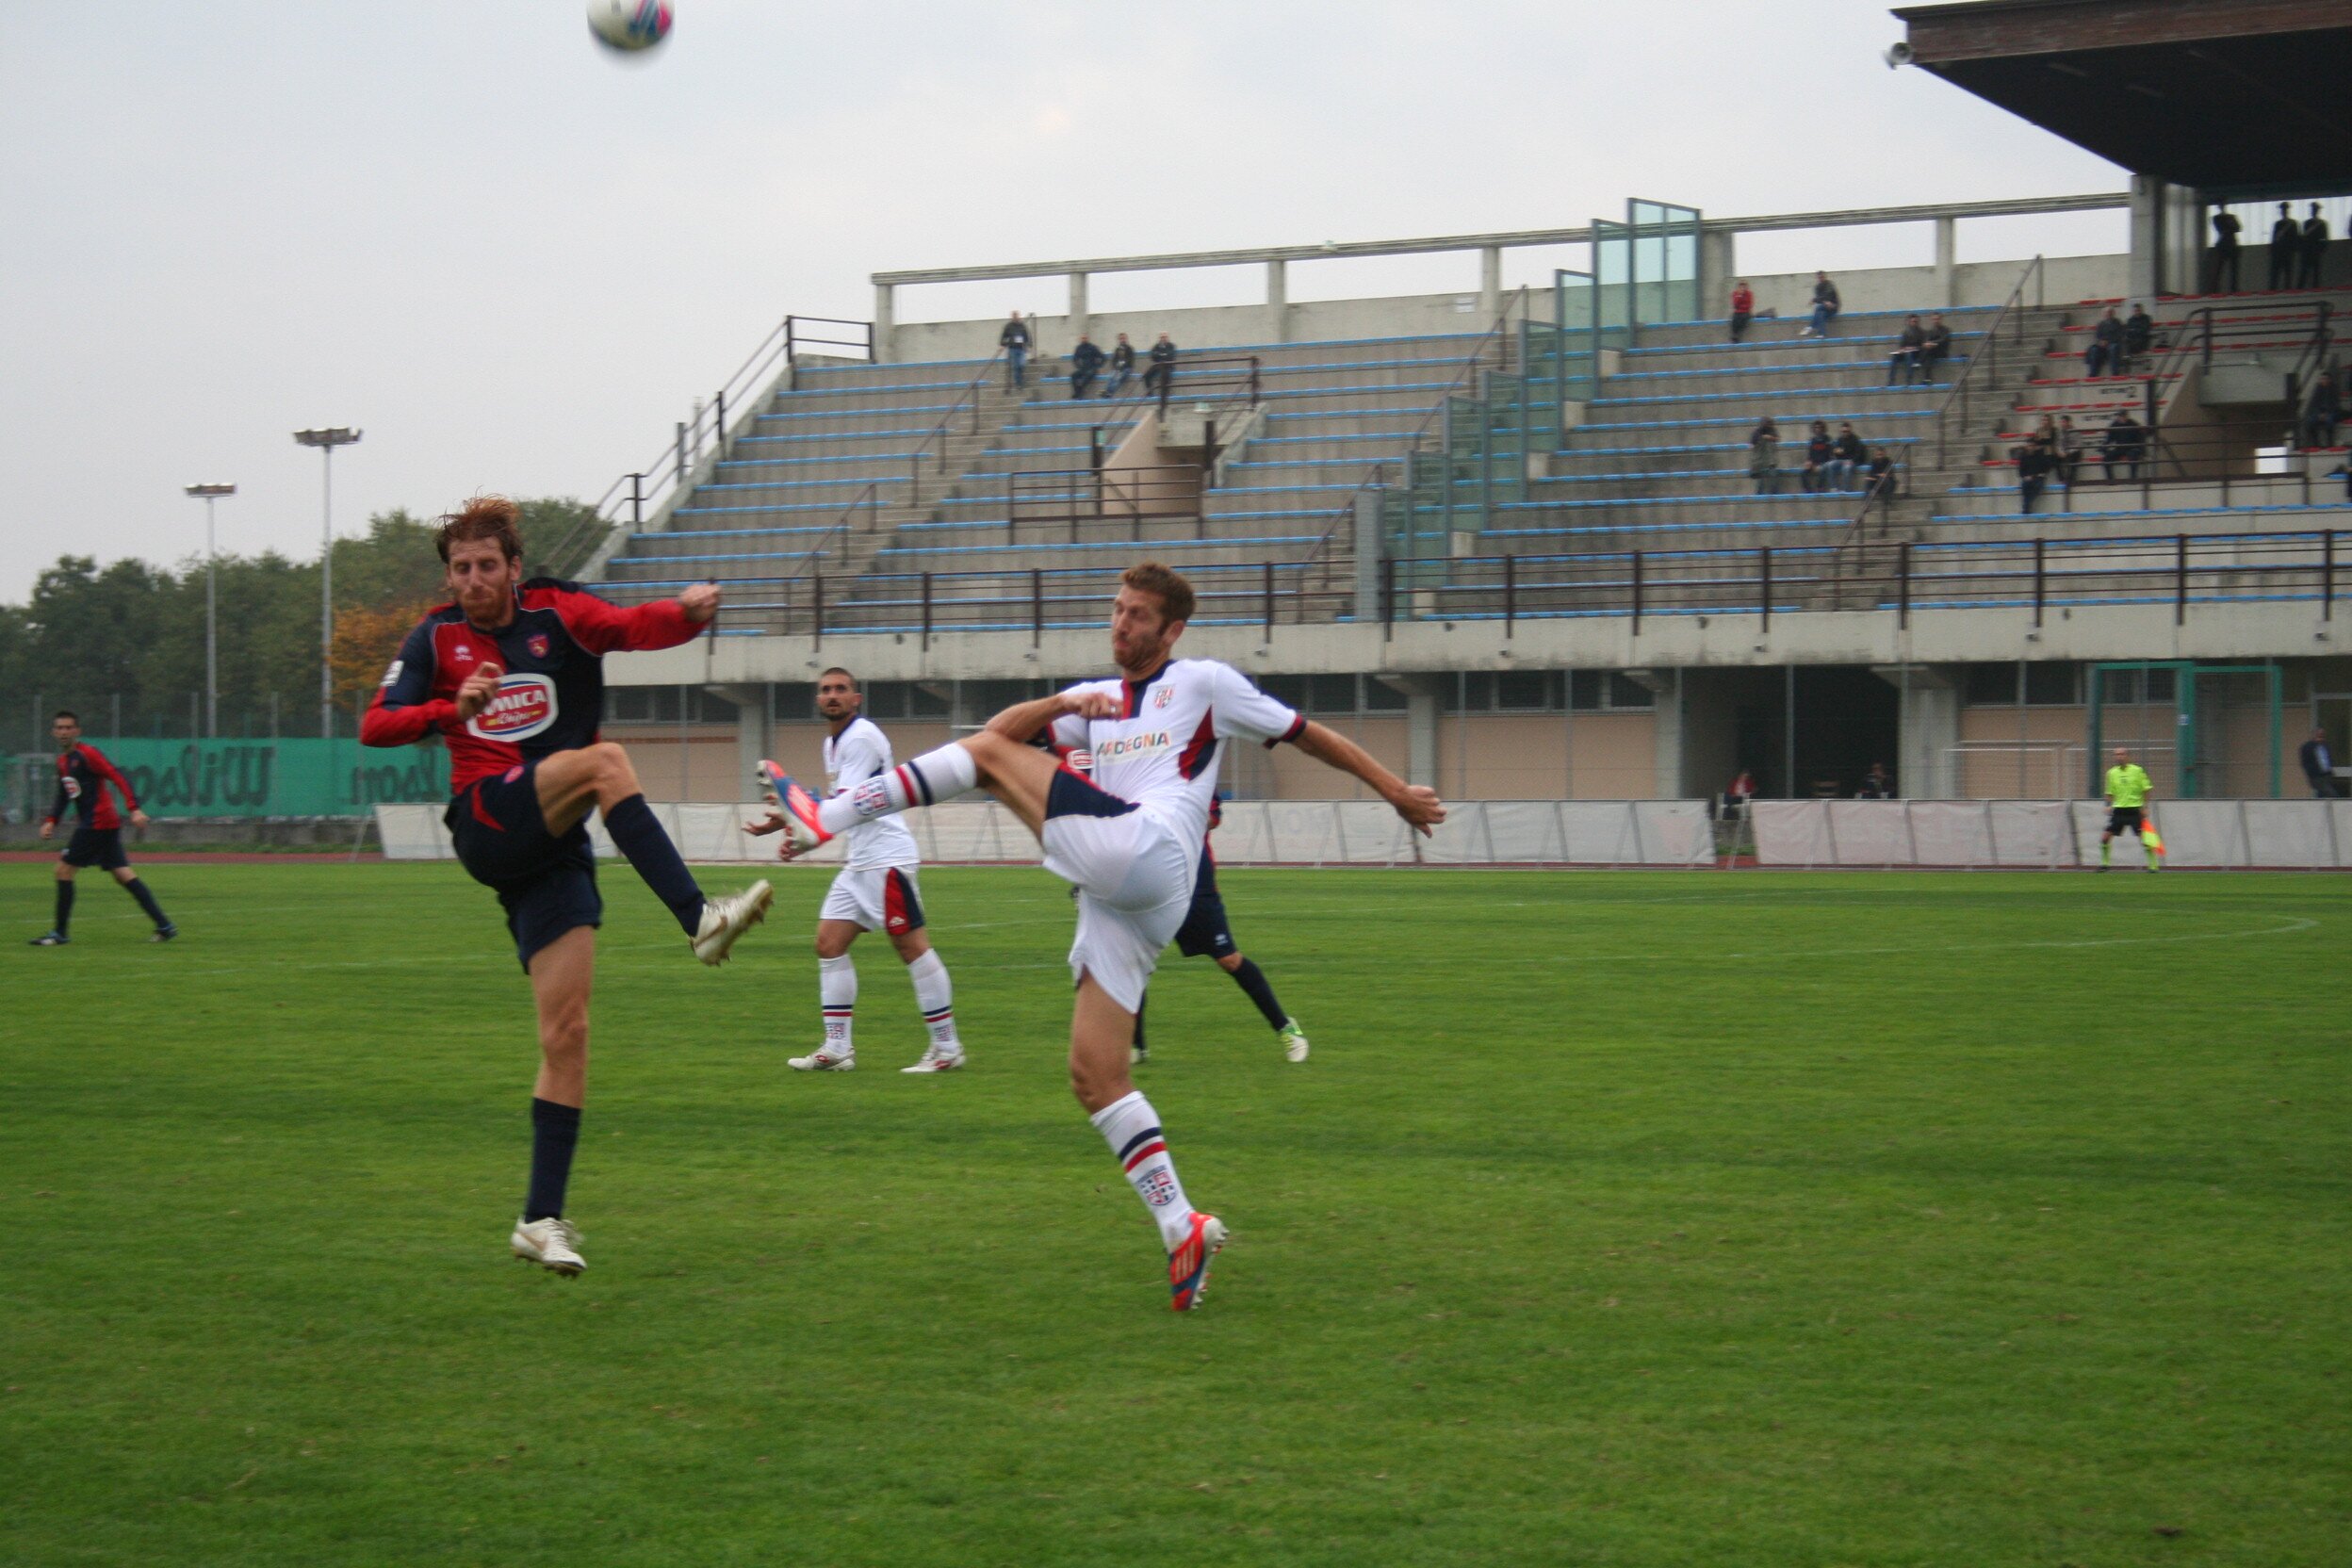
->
[1110, 590, 1179, 673]
[446, 544, 519, 627]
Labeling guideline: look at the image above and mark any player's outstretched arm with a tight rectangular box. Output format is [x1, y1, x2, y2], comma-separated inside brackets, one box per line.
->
[985, 689, 1117, 743]
[1290, 721, 1446, 836]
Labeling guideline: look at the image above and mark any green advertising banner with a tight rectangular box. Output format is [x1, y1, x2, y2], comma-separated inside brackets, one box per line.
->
[19, 739, 447, 819]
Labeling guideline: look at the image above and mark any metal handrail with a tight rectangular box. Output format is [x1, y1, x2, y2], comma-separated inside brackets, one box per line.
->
[905, 350, 1009, 506]
[1929, 254, 2044, 474]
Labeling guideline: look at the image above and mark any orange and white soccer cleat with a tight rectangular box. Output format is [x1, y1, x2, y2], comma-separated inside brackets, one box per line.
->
[1167, 1212, 1228, 1312]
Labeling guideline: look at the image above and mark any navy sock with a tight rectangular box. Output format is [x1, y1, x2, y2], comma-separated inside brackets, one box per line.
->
[1132, 991, 1148, 1051]
[525, 1098, 582, 1222]
[1230, 957, 1289, 1031]
[123, 878, 168, 928]
[603, 793, 705, 936]
[55, 880, 74, 935]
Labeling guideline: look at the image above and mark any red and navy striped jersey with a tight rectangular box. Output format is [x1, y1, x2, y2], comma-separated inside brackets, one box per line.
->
[47, 743, 139, 830]
[360, 580, 700, 794]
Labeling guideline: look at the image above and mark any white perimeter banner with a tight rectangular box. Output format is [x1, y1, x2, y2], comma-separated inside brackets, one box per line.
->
[374, 799, 1716, 868]
[1749, 799, 2352, 869]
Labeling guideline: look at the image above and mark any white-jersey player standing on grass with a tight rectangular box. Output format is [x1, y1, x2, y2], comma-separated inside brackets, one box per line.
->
[773, 667, 966, 1073]
[753, 563, 1445, 1311]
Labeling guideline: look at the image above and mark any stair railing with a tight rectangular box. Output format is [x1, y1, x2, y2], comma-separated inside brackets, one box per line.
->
[906, 350, 1009, 507]
[1929, 254, 2044, 473]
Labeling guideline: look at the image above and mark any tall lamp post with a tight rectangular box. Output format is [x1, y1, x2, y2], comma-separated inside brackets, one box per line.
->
[292, 427, 362, 738]
[183, 482, 236, 738]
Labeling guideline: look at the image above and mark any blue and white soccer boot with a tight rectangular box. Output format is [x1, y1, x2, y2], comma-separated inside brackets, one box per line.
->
[27, 931, 67, 947]
[1168, 1212, 1228, 1313]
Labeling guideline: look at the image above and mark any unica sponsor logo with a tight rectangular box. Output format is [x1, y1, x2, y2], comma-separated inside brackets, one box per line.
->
[1096, 729, 1172, 764]
[467, 674, 559, 742]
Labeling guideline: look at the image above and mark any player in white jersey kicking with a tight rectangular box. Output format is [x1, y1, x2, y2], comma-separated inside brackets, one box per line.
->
[753, 562, 1445, 1311]
[754, 667, 965, 1074]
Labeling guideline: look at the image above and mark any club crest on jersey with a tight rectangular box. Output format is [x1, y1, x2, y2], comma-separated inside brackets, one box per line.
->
[1096, 729, 1173, 763]
[526, 634, 551, 660]
[450, 644, 475, 662]
[466, 673, 559, 742]
[1152, 685, 1174, 709]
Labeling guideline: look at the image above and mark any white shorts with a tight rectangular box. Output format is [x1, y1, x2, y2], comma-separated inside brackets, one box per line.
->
[1043, 808, 1195, 1014]
[818, 863, 925, 936]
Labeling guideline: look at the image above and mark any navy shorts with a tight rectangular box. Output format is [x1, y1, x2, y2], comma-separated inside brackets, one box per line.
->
[2106, 807, 2145, 837]
[1172, 850, 1235, 958]
[60, 826, 127, 872]
[446, 763, 602, 970]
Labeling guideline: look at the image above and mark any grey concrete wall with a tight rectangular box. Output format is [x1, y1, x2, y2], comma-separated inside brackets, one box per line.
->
[883, 253, 2133, 362]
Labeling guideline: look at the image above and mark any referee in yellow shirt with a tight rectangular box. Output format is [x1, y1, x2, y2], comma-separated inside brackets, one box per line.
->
[2099, 745, 2159, 872]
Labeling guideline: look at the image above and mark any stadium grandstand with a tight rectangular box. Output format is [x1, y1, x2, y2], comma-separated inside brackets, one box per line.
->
[493, 0, 2352, 862]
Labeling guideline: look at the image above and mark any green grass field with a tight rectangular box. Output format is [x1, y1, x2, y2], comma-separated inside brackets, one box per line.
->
[2, 862, 2345, 1566]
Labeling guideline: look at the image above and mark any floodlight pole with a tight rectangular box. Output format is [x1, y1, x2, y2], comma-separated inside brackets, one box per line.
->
[184, 483, 237, 737]
[293, 428, 362, 738]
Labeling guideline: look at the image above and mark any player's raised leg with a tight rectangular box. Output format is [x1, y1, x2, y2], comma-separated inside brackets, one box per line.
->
[511, 925, 593, 1276]
[764, 726, 1068, 851]
[1072, 972, 1223, 1311]
[534, 741, 770, 964]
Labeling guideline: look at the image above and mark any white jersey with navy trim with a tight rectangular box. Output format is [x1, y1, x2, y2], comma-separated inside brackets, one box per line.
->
[826, 716, 921, 872]
[1049, 658, 1304, 850]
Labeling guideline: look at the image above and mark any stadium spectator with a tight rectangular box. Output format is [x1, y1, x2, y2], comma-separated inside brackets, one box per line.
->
[2301, 204, 2331, 289]
[1748, 416, 1783, 495]
[2122, 302, 2154, 372]
[2269, 203, 2298, 290]
[1831, 422, 1867, 491]
[1144, 333, 1177, 398]
[1723, 769, 1757, 818]
[1001, 311, 1032, 387]
[2302, 727, 2340, 797]
[1863, 446, 1898, 507]
[2035, 415, 2080, 485]
[1887, 314, 1927, 384]
[1855, 762, 1894, 799]
[2302, 369, 2341, 449]
[1070, 334, 1104, 399]
[2207, 209, 2242, 293]
[1800, 420, 1834, 493]
[1921, 313, 1953, 381]
[1103, 333, 1135, 398]
[2016, 435, 2054, 514]
[1728, 279, 1755, 342]
[2100, 409, 2147, 482]
[1800, 271, 1840, 338]
[2084, 307, 2126, 379]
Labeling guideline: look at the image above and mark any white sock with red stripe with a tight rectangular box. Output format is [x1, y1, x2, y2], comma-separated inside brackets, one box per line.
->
[906, 950, 960, 1054]
[1089, 1089, 1194, 1248]
[815, 743, 979, 836]
[818, 955, 856, 1056]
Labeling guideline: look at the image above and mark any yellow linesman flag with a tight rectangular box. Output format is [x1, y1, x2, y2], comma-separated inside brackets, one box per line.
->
[2140, 816, 2164, 856]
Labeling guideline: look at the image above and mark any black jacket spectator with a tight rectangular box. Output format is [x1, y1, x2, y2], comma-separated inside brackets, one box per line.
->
[2123, 304, 2153, 362]
[2017, 439, 2054, 514]
[2209, 211, 2243, 292]
[999, 318, 1031, 351]
[2086, 310, 2127, 378]
[1921, 315, 1952, 377]
[2269, 204, 2298, 290]
[2100, 411, 2147, 480]
[1143, 334, 1177, 395]
[1069, 336, 1104, 398]
[2303, 731, 2340, 797]
[2305, 371, 2342, 449]
[2301, 206, 2331, 288]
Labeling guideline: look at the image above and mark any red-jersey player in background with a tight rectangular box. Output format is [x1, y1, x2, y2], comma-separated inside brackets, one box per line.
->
[28, 710, 175, 946]
[361, 497, 773, 1277]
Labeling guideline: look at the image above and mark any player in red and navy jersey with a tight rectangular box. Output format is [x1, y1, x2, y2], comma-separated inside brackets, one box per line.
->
[360, 497, 774, 1277]
[28, 710, 175, 946]
[1130, 794, 1307, 1067]
[756, 562, 1444, 1311]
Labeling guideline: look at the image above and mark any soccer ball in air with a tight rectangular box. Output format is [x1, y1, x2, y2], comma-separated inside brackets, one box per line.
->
[588, 0, 672, 54]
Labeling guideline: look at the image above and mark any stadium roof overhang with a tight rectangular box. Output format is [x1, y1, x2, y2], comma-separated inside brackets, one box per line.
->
[1889, 0, 2352, 200]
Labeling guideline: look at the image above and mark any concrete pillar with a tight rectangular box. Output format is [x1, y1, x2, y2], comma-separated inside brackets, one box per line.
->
[1478, 245, 1503, 321]
[1266, 258, 1288, 344]
[1068, 271, 1089, 343]
[1406, 690, 1439, 787]
[1697, 226, 1736, 316]
[1933, 217, 1957, 308]
[1873, 664, 1958, 798]
[872, 283, 895, 364]
[1623, 668, 1683, 797]
[1352, 490, 1384, 624]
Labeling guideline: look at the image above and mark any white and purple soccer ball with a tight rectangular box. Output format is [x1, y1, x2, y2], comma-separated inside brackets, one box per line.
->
[587, 0, 672, 54]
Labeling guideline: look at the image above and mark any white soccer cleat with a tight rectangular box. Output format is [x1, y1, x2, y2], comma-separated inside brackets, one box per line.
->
[789, 1049, 856, 1071]
[1280, 1020, 1310, 1063]
[692, 878, 773, 966]
[901, 1048, 965, 1073]
[511, 1217, 586, 1277]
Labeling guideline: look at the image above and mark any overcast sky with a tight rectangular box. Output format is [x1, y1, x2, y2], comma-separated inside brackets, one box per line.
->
[0, 1, 2125, 603]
